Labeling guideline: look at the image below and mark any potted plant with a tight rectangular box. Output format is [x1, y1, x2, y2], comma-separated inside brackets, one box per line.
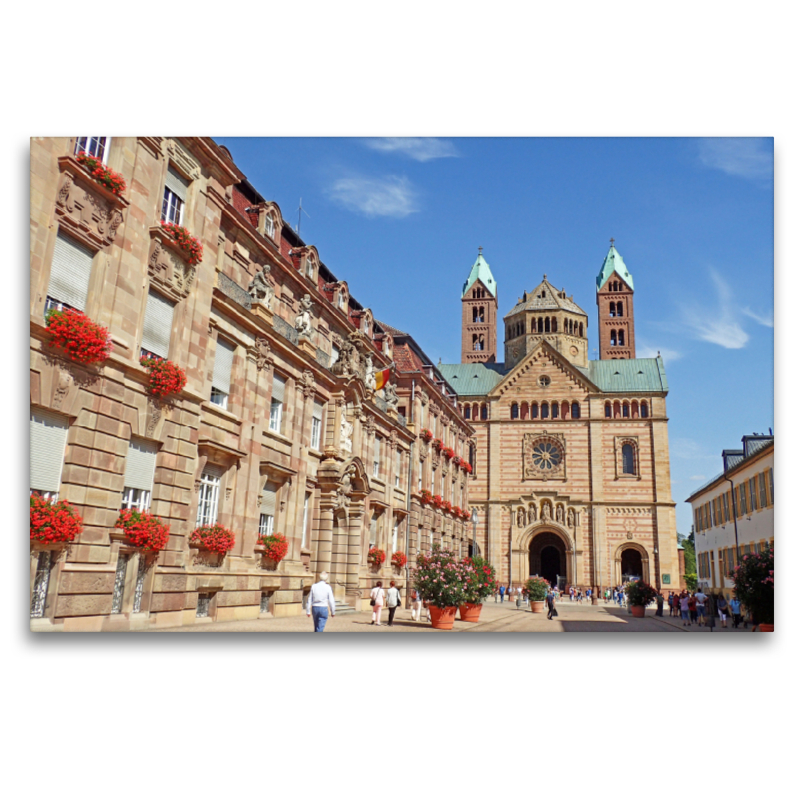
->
[419, 428, 433, 443]
[115, 508, 170, 551]
[412, 545, 468, 629]
[432, 494, 444, 509]
[30, 493, 83, 545]
[140, 356, 187, 397]
[729, 547, 774, 631]
[160, 220, 204, 266]
[442, 446, 455, 460]
[75, 151, 127, 196]
[419, 489, 433, 505]
[256, 532, 289, 566]
[525, 576, 550, 613]
[45, 308, 113, 365]
[624, 580, 660, 617]
[367, 547, 386, 569]
[458, 555, 497, 622]
[189, 524, 236, 555]
[391, 551, 407, 570]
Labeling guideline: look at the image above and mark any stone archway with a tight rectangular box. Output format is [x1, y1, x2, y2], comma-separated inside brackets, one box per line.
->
[526, 528, 573, 590]
[614, 542, 650, 586]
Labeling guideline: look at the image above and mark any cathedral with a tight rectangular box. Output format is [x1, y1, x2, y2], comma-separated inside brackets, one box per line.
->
[442, 244, 680, 595]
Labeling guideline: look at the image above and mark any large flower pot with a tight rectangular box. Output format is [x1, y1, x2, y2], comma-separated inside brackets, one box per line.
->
[530, 600, 544, 613]
[429, 605, 458, 630]
[759, 623, 774, 632]
[631, 605, 645, 618]
[458, 603, 482, 622]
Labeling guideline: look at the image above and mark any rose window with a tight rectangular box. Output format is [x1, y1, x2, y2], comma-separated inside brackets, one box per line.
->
[531, 441, 562, 471]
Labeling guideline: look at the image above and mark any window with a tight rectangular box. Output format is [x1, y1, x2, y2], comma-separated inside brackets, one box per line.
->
[622, 403, 630, 418]
[121, 437, 158, 511]
[610, 330, 617, 346]
[196, 466, 222, 527]
[711, 500, 717, 527]
[464, 405, 471, 419]
[311, 400, 323, 450]
[641, 402, 648, 418]
[111, 553, 130, 614]
[264, 215, 275, 238]
[196, 593, 212, 618]
[162, 166, 188, 225]
[392, 518, 399, 552]
[338, 291, 346, 310]
[269, 375, 285, 433]
[619, 330, 625, 346]
[75, 137, 109, 161]
[331, 344, 340, 366]
[749, 478, 757, 512]
[480, 405, 487, 420]
[609, 301, 616, 317]
[395, 450, 401, 488]
[141, 290, 175, 360]
[571, 402, 580, 419]
[369, 514, 377, 548]
[373, 437, 381, 479]
[511, 403, 519, 420]
[306, 255, 315, 278]
[30, 551, 53, 619]
[531, 403, 538, 419]
[768, 468, 773, 504]
[45, 232, 94, 314]
[737, 484, 746, 517]
[30, 408, 69, 499]
[622, 444, 635, 475]
[551, 402, 558, 419]
[210, 337, 235, 409]
[541, 403, 549, 419]
[259, 480, 278, 537]
[759, 473, 767, 508]
[431, 467, 436, 494]
[302, 492, 311, 549]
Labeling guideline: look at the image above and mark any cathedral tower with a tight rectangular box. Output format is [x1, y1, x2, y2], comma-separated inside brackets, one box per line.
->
[461, 248, 498, 363]
[596, 240, 636, 360]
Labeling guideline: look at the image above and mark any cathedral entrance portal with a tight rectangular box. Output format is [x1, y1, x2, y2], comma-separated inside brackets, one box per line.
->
[528, 531, 568, 590]
[621, 547, 644, 583]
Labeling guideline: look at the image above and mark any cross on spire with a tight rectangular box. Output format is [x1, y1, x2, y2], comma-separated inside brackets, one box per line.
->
[478, 246, 483, 256]
[610, 237, 615, 247]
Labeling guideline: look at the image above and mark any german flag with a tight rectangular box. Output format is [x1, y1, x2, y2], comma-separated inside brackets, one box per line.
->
[374, 366, 392, 391]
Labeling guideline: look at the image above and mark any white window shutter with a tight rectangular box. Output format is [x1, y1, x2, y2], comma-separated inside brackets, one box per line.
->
[123, 437, 158, 492]
[30, 408, 69, 493]
[212, 338, 235, 395]
[141, 291, 174, 358]
[261, 480, 278, 516]
[164, 166, 189, 201]
[374, 438, 380, 462]
[312, 399, 323, 421]
[271, 375, 286, 403]
[48, 233, 94, 310]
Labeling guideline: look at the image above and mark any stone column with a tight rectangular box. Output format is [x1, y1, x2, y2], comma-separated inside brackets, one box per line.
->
[315, 491, 335, 578]
[346, 500, 365, 608]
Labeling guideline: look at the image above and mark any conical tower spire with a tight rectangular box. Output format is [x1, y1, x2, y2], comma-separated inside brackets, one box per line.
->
[461, 248, 498, 363]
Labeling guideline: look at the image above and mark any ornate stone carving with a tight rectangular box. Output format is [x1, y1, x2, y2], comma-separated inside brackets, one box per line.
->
[253, 338, 273, 372]
[51, 369, 72, 411]
[148, 236, 196, 302]
[335, 463, 356, 516]
[419, 389, 429, 407]
[295, 294, 314, 338]
[383, 382, 399, 411]
[363, 415, 375, 437]
[146, 399, 162, 438]
[365, 354, 376, 392]
[165, 139, 201, 180]
[528, 503, 537, 524]
[556, 504, 564, 523]
[340, 415, 353, 454]
[567, 508, 575, 528]
[247, 265, 274, 308]
[300, 369, 316, 398]
[523, 431, 566, 481]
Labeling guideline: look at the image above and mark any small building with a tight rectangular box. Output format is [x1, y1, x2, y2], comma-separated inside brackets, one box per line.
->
[686, 434, 774, 595]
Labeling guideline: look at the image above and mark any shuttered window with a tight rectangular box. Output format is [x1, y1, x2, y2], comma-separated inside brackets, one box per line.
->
[121, 437, 157, 511]
[162, 167, 188, 224]
[196, 464, 222, 527]
[269, 375, 285, 432]
[46, 233, 94, 312]
[311, 399, 323, 450]
[30, 408, 69, 496]
[373, 438, 380, 478]
[211, 338, 235, 408]
[141, 291, 174, 359]
[259, 480, 278, 536]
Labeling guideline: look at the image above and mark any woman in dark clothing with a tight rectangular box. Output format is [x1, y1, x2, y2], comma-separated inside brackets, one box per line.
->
[706, 594, 717, 631]
[546, 590, 557, 620]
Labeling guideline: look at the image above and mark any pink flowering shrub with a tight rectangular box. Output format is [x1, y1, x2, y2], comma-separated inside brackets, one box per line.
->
[729, 546, 773, 624]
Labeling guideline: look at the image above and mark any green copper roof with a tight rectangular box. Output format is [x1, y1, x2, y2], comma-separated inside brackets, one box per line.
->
[586, 356, 667, 392]
[462, 253, 497, 298]
[439, 362, 506, 396]
[596, 245, 634, 291]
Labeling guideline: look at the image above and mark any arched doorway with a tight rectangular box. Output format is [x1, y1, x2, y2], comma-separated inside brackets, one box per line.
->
[528, 531, 569, 590]
[621, 548, 643, 582]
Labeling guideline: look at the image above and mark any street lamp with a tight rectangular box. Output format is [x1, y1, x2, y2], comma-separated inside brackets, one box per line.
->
[471, 508, 478, 560]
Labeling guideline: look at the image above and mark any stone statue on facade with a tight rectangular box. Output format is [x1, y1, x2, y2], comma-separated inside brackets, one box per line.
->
[556, 505, 564, 523]
[331, 336, 357, 378]
[567, 508, 575, 528]
[335, 463, 356, 516]
[383, 382, 399, 411]
[365, 354, 376, 392]
[340, 415, 353, 454]
[295, 293, 314, 337]
[528, 504, 536, 524]
[542, 502, 551, 521]
[517, 507, 525, 528]
[248, 265, 274, 308]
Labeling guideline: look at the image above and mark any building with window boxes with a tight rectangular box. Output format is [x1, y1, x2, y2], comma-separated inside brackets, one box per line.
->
[687, 434, 774, 595]
[441, 246, 680, 594]
[30, 137, 466, 630]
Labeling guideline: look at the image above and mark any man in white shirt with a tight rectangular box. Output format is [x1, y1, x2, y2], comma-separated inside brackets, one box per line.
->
[306, 571, 336, 632]
[694, 589, 707, 625]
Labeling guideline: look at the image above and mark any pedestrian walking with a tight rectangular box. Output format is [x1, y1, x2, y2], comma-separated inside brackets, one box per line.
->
[569, 586, 575, 602]
[679, 592, 690, 626]
[386, 581, 402, 627]
[667, 593, 674, 617]
[688, 593, 697, 625]
[546, 589, 558, 620]
[370, 581, 386, 626]
[695, 588, 707, 626]
[305, 571, 336, 633]
[717, 594, 728, 628]
[494, 586, 499, 603]
[729, 596, 742, 628]
[655, 592, 664, 617]
[577, 588, 583, 604]
[499, 584, 506, 603]
[410, 586, 423, 621]
[706, 593, 717, 631]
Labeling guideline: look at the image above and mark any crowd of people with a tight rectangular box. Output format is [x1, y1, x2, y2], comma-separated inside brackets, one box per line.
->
[665, 589, 740, 628]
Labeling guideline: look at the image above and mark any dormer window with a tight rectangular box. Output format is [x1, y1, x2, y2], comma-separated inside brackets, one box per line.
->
[162, 166, 189, 225]
[305, 255, 315, 279]
[264, 214, 275, 238]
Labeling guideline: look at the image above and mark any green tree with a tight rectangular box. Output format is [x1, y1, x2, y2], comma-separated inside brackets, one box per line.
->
[678, 530, 696, 575]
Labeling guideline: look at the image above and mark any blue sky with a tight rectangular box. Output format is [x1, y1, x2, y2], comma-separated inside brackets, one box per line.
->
[217, 137, 774, 535]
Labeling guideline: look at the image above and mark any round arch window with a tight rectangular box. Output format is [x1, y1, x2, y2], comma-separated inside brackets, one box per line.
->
[538, 375, 551, 388]
[531, 440, 562, 471]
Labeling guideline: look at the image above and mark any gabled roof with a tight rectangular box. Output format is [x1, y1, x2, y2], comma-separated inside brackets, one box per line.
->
[438, 362, 506, 396]
[505, 277, 586, 317]
[586, 356, 668, 393]
[596, 245, 634, 291]
[461, 253, 497, 298]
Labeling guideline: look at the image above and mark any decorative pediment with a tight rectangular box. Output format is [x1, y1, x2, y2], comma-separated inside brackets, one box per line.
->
[491, 339, 596, 397]
[164, 138, 201, 181]
[148, 227, 196, 302]
[55, 156, 128, 250]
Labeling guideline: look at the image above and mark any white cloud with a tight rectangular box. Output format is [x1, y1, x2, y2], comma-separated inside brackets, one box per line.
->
[742, 306, 774, 328]
[363, 137, 459, 162]
[637, 342, 682, 363]
[671, 438, 719, 461]
[681, 269, 749, 349]
[690, 475, 707, 481]
[326, 175, 418, 218]
[698, 138, 773, 181]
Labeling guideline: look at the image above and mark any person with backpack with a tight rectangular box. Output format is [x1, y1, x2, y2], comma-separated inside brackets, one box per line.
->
[386, 581, 402, 627]
[410, 586, 423, 621]
[546, 589, 558, 620]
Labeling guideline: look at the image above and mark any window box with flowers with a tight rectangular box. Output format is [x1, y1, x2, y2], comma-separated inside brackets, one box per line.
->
[452, 506, 462, 518]
[442, 446, 455, 461]
[432, 438, 443, 452]
[75, 151, 127, 197]
[391, 551, 408, 570]
[419, 489, 433, 505]
[463, 462, 473, 475]
[189, 524, 236, 555]
[140, 356, 187, 398]
[367, 547, 386, 569]
[45, 308, 113, 365]
[30, 493, 83, 546]
[443, 500, 453, 514]
[461, 509, 471, 521]
[159, 220, 204, 267]
[255, 532, 289, 569]
[452, 456, 462, 467]
[432, 495, 444, 510]
[114, 508, 170, 552]
[419, 428, 433, 443]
